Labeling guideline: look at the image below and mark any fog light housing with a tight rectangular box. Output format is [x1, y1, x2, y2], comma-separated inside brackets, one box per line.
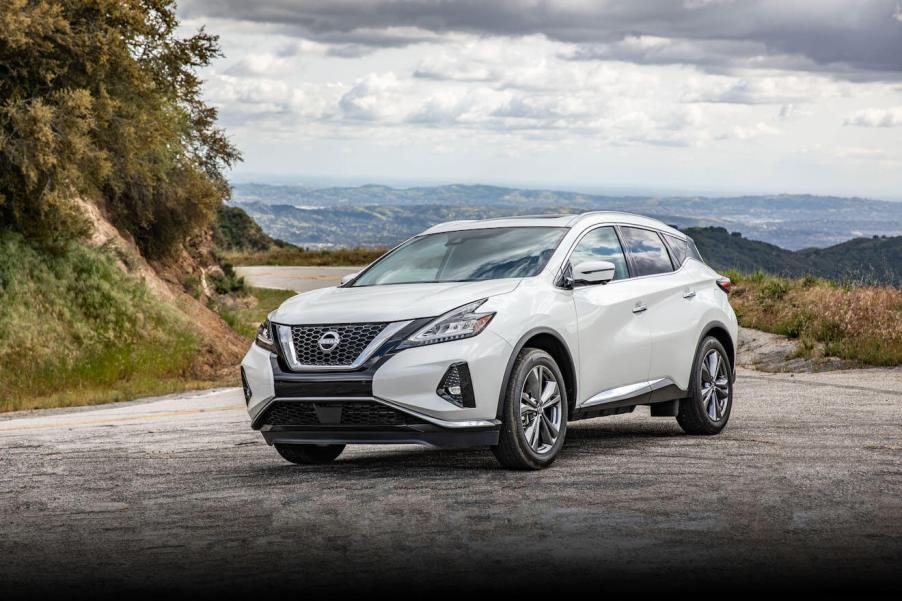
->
[240, 367, 252, 405]
[436, 362, 475, 408]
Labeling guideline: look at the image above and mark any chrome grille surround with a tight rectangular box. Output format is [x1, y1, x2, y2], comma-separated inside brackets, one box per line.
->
[274, 320, 413, 372]
[294, 322, 386, 366]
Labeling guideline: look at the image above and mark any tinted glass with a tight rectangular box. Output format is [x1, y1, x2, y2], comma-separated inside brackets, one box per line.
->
[688, 240, 704, 263]
[569, 226, 629, 281]
[663, 233, 689, 267]
[352, 227, 566, 286]
[620, 227, 674, 276]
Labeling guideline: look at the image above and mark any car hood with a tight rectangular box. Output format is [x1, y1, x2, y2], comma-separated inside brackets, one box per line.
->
[270, 278, 522, 325]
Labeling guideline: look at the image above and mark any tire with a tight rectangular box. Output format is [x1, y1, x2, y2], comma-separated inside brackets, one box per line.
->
[677, 336, 733, 435]
[492, 348, 568, 470]
[274, 443, 345, 465]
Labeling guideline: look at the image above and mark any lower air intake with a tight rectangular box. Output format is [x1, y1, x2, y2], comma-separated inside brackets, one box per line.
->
[436, 362, 476, 408]
[260, 401, 427, 427]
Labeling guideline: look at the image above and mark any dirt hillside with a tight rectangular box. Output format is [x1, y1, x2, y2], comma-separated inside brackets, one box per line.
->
[76, 198, 247, 381]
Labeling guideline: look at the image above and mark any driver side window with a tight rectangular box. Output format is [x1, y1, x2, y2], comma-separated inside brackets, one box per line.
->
[570, 226, 629, 281]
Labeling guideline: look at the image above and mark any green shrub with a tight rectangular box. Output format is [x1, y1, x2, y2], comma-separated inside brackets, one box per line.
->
[0, 0, 239, 256]
[0, 231, 201, 411]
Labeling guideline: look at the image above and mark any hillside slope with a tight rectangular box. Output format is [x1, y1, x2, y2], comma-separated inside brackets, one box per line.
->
[0, 201, 247, 412]
[686, 227, 902, 285]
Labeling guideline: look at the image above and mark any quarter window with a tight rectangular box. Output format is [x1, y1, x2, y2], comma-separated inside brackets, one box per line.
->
[569, 226, 629, 281]
[664, 233, 704, 267]
[663, 233, 689, 267]
[620, 227, 674, 277]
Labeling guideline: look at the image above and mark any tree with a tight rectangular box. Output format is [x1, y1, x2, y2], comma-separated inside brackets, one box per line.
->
[0, 0, 240, 256]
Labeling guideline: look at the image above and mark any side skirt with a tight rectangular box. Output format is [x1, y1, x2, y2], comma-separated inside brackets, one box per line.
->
[570, 379, 687, 422]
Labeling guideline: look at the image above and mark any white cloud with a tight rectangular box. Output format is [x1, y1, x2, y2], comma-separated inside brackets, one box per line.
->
[716, 122, 781, 141]
[844, 106, 902, 127]
[681, 74, 846, 105]
[174, 5, 902, 198]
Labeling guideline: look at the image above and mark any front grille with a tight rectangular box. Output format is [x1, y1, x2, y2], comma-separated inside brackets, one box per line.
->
[260, 401, 427, 427]
[289, 323, 387, 366]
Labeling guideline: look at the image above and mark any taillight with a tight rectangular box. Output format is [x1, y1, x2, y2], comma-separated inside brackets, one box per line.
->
[716, 277, 732, 293]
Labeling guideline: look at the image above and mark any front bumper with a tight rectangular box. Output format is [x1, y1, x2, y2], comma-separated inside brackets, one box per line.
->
[240, 325, 512, 448]
[261, 422, 499, 449]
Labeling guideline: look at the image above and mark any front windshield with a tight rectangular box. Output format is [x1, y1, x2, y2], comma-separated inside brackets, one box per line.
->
[351, 226, 567, 286]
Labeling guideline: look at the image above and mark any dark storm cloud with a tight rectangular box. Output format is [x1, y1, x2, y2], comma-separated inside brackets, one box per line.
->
[180, 0, 902, 79]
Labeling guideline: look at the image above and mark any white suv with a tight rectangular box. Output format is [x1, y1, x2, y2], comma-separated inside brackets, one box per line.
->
[241, 212, 738, 469]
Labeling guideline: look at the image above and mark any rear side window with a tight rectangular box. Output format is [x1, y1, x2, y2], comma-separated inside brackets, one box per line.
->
[569, 226, 629, 281]
[664, 233, 705, 267]
[663, 234, 689, 267]
[620, 227, 674, 277]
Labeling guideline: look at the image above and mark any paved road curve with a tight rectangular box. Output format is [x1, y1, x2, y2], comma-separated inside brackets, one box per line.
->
[236, 265, 360, 293]
[1, 366, 900, 594]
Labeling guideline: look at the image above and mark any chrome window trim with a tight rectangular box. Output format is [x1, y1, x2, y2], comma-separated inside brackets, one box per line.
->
[617, 224, 679, 278]
[555, 221, 689, 289]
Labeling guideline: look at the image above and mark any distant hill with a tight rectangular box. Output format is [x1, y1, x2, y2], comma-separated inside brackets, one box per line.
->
[232, 182, 902, 250]
[687, 227, 902, 285]
[218, 203, 902, 285]
[213, 205, 290, 252]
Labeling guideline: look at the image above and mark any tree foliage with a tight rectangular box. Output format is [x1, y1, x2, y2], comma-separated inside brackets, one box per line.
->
[0, 0, 239, 256]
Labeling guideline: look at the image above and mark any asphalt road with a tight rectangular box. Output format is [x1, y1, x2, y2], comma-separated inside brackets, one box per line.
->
[236, 265, 360, 293]
[3, 369, 901, 595]
[2, 268, 900, 595]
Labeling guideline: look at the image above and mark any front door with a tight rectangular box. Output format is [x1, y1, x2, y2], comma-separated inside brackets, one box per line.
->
[569, 226, 652, 407]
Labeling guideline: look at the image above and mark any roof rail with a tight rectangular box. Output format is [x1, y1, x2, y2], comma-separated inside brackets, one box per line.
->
[566, 210, 657, 225]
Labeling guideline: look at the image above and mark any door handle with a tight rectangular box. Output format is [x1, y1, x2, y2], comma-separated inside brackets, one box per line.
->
[632, 302, 647, 314]
[682, 289, 696, 299]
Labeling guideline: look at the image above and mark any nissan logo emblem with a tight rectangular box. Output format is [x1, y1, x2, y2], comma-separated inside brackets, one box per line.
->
[318, 331, 341, 353]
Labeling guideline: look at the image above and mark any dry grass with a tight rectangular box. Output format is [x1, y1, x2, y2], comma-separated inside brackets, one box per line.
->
[223, 246, 385, 267]
[727, 271, 902, 366]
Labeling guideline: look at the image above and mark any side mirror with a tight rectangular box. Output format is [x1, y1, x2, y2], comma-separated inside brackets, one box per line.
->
[572, 260, 616, 286]
[340, 272, 359, 286]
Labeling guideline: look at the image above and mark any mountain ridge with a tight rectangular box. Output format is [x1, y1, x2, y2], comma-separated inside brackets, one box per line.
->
[231, 182, 902, 250]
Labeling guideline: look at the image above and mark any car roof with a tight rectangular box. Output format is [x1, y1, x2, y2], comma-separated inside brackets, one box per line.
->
[422, 211, 687, 239]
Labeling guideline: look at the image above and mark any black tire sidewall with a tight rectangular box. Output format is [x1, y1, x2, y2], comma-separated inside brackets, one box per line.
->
[504, 349, 568, 466]
[688, 337, 733, 431]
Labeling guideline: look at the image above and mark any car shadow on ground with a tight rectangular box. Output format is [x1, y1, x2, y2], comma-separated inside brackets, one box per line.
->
[252, 419, 689, 476]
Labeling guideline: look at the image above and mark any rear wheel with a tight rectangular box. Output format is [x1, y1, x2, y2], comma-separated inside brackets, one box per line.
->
[275, 443, 345, 465]
[677, 336, 733, 435]
[493, 348, 568, 470]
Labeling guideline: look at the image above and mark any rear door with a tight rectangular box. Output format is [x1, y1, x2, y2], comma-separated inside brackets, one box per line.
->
[569, 226, 652, 406]
[619, 227, 702, 391]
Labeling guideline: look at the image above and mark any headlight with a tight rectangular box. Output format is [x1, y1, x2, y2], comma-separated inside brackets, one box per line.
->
[398, 299, 495, 349]
[255, 318, 278, 352]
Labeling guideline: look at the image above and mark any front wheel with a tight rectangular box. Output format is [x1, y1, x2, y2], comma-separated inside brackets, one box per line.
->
[275, 443, 345, 465]
[677, 336, 733, 435]
[493, 348, 568, 470]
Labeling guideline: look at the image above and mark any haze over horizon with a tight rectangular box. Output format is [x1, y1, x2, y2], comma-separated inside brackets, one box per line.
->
[180, 1, 902, 202]
[227, 173, 902, 203]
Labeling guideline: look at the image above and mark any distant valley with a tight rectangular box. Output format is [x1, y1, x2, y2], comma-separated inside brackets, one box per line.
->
[231, 183, 902, 251]
[220, 189, 902, 285]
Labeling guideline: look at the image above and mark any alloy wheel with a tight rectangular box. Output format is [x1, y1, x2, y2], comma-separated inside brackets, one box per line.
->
[700, 349, 730, 421]
[519, 365, 563, 454]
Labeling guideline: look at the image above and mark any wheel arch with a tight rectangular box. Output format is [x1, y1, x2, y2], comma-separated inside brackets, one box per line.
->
[698, 321, 736, 381]
[496, 327, 578, 419]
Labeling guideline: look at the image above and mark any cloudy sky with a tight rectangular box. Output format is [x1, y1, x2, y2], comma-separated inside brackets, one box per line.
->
[178, 0, 902, 199]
